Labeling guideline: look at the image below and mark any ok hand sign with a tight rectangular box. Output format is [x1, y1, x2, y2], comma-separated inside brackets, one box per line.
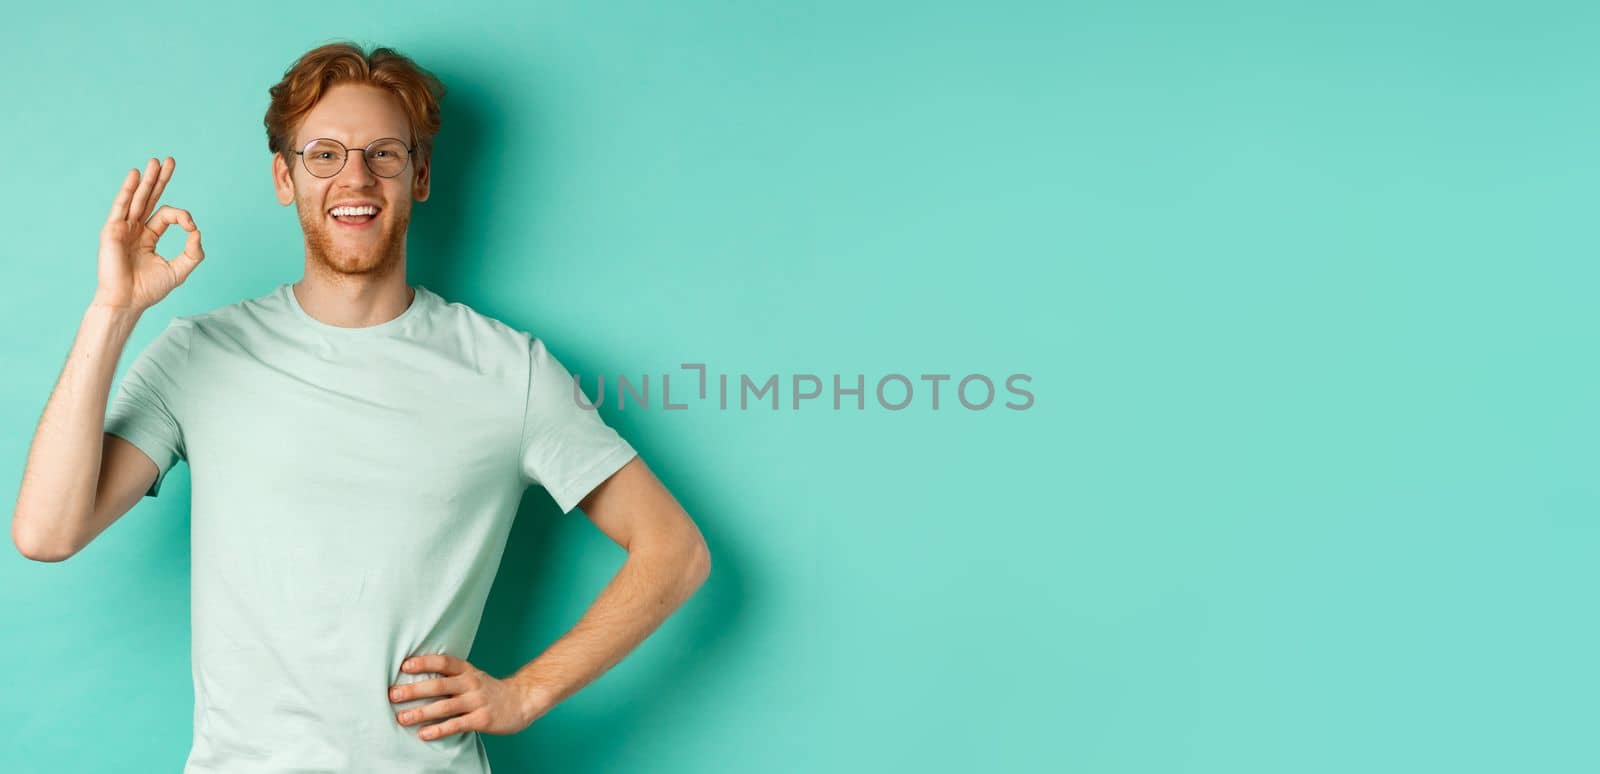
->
[94, 156, 205, 312]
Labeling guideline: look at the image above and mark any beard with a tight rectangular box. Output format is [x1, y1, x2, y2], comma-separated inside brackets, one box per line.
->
[296, 200, 411, 279]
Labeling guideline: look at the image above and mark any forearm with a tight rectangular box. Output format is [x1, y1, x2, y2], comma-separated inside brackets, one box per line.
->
[12, 302, 142, 559]
[505, 536, 710, 722]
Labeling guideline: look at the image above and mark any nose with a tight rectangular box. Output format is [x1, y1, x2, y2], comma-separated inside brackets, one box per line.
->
[335, 148, 379, 186]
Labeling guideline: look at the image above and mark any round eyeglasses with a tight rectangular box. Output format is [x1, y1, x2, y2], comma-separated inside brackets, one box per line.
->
[289, 137, 415, 179]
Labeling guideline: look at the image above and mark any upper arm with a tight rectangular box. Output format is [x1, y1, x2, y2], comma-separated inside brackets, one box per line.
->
[515, 335, 706, 568]
[577, 455, 708, 565]
[62, 433, 161, 558]
[518, 335, 639, 513]
[37, 317, 189, 560]
[102, 317, 190, 498]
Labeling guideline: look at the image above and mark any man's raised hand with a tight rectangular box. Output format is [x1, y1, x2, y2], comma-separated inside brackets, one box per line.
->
[93, 156, 205, 311]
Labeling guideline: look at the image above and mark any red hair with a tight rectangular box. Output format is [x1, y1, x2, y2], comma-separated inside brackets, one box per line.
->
[264, 41, 446, 167]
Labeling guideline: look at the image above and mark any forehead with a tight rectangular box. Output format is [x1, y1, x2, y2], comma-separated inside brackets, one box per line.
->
[293, 82, 411, 147]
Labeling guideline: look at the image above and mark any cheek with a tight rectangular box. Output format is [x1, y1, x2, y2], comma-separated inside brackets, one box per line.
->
[292, 184, 332, 214]
[383, 190, 414, 217]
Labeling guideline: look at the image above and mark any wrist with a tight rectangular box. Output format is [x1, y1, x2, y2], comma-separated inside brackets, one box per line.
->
[507, 672, 559, 726]
[86, 295, 142, 317]
[82, 299, 143, 331]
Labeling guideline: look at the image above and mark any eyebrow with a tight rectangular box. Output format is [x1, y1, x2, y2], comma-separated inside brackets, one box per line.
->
[297, 133, 409, 145]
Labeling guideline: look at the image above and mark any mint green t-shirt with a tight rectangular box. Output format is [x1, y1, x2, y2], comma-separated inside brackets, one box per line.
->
[103, 282, 637, 773]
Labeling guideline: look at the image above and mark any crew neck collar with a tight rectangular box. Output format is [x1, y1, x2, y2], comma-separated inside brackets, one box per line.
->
[281, 282, 428, 335]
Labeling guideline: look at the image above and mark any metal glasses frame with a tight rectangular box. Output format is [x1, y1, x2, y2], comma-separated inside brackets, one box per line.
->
[288, 137, 417, 179]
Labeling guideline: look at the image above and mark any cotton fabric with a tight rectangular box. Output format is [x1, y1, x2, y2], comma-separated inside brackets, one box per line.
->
[103, 282, 636, 772]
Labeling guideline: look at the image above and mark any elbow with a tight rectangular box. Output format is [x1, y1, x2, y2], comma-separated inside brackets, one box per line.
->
[11, 511, 75, 563]
[685, 538, 711, 590]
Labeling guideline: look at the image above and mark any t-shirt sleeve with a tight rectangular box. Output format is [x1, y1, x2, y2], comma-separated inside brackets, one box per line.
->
[104, 318, 193, 499]
[518, 336, 638, 514]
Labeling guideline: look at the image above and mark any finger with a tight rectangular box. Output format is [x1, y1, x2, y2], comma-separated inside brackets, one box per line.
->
[139, 157, 176, 223]
[421, 711, 481, 741]
[106, 168, 139, 224]
[391, 673, 463, 703]
[125, 158, 160, 224]
[145, 205, 191, 242]
[397, 696, 465, 726]
[405, 654, 460, 675]
[146, 206, 206, 282]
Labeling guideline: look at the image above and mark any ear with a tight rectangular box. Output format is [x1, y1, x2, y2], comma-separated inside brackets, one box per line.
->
[273, 153, 296, 206]
[412, 155, 431, 203]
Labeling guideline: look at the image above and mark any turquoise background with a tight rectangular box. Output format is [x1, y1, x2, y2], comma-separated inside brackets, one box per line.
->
[4, 1, 1597, 771]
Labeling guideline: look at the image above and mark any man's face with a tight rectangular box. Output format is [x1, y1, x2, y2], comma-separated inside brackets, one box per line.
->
[272, 82, 431, 278]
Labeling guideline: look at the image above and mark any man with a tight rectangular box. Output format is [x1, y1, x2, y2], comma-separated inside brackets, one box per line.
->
[11, 42, 710, 773]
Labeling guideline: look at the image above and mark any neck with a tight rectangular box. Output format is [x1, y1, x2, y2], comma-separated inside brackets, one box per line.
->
[291, 273, 416, 329]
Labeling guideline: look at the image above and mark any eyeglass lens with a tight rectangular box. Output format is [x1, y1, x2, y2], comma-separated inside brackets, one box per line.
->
[302, 139, 410, 178]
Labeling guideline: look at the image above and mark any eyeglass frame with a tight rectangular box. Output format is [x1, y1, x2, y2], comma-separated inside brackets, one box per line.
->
[287, 136, 418, 179]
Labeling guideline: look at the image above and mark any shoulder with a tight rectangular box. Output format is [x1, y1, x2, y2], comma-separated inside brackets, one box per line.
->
[174, 284, 282, 340]
[420, 288, 543, 383]
[425, 287, 535, 350]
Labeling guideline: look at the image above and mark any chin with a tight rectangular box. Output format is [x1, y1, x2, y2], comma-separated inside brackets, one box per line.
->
[298, 205, 410, 277]
[317, 249, 399, 276]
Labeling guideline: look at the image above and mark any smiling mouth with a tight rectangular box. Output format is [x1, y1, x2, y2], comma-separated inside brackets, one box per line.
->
[329, 207, 382, 228]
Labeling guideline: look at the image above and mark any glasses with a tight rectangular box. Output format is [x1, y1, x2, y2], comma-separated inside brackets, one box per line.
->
[289, 137, 415, 178]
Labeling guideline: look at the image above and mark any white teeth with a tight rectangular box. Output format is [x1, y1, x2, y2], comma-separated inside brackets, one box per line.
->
[330, 205, 378, 217]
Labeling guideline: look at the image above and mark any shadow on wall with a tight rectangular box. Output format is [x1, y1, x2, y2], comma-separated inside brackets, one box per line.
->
[406, 63, 744, 770]
[475, 446, 742, 772]
[404, 60, 495, 299]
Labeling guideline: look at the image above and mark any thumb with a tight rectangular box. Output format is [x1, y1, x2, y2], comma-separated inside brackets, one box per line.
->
[169, 223, 205, 286]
